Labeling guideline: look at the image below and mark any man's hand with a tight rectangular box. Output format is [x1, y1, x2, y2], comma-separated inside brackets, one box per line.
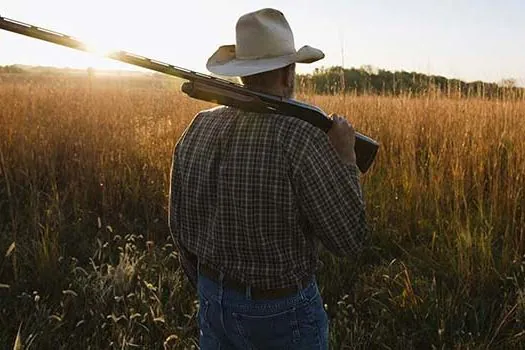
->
[327, 114, 357, 166]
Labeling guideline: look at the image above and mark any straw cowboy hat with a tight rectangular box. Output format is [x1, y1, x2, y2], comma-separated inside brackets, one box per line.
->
[206, 8, 325, 77]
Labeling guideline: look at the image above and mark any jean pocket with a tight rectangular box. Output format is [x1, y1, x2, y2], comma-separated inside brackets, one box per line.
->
[232, 307, 301, 348]
[294, 294, 328, 349]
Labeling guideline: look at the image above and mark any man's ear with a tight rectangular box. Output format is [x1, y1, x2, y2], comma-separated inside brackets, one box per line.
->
[279, 66, 289, 86]
[281, 64, 294, 86]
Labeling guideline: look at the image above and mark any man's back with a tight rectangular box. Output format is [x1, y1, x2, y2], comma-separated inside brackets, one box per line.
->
[170, 106, 368, 290]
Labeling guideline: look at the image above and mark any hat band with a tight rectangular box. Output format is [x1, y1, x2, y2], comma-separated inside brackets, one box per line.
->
[236, 49, 297, 61]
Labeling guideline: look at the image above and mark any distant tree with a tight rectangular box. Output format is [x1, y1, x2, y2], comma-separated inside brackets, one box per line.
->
[359, 64, 377, 75]
[0, 65, 24, 73]
[499, 78, 517, 88]
[87, 67, 95, 79]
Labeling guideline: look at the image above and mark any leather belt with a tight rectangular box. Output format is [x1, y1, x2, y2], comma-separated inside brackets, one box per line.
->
[198, 264, 313, 300]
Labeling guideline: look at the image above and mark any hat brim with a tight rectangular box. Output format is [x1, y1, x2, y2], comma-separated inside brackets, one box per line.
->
[206, 45, 324, 77]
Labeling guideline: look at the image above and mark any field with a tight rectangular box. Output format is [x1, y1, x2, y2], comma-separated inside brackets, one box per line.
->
[0, 72, 524, 349]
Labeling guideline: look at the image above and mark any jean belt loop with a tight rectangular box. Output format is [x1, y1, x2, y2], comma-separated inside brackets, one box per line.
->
[245, 285, 252, 300]
[297, 280, 306, 300]
[218, 271, 225, 300]
[197, 260, 201, 276]
[217, 270, 226, 331]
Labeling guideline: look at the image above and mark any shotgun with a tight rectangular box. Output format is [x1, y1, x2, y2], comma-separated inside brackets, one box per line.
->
[0, 16, 379, 173]
[1, 15, 380, 290]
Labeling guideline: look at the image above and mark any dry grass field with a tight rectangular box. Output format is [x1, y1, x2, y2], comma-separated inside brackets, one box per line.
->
[0, 72, 524, 349]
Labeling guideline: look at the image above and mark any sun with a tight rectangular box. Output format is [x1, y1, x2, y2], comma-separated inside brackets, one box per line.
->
[60, 33, 135, 71]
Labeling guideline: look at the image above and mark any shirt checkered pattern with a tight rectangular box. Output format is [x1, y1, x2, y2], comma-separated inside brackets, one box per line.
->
[169, 106, 368, 290]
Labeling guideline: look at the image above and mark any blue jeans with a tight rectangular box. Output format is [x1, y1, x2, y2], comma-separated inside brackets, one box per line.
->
[197, 272, 329, 349]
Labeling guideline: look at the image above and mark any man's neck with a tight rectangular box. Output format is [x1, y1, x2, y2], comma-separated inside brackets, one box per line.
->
[245, 85, 292, 99]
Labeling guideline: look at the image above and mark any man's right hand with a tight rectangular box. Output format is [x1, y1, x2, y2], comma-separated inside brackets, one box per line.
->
[327, 114, 357, 166]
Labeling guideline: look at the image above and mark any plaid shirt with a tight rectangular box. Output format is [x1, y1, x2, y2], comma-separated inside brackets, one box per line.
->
[169, 106, 368, 290]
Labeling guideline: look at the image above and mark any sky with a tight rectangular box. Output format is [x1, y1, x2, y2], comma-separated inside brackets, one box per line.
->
[1, 0, 524, 85]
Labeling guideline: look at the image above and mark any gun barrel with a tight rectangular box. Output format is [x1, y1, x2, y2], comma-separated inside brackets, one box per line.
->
[0, 16, 210, 82]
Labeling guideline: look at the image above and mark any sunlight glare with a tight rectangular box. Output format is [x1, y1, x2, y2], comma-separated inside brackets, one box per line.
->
[83, 41, 115, 59]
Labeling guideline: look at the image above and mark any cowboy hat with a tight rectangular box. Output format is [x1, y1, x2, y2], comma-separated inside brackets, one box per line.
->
[206, 8, 325, 77]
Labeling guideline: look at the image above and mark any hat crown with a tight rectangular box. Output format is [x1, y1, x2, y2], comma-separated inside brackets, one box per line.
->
[235, 8, 296, 60]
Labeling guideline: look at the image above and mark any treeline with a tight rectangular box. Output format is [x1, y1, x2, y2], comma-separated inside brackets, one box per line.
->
[297, 66, 524, 99]
[0, 64, 79, 74]
[0, 65, 25, 73]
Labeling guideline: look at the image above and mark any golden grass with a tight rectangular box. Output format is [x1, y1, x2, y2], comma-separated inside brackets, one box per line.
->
[0, 73, 524, 348]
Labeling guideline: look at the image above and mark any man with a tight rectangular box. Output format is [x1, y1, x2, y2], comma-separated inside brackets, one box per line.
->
[169, 8, 369, 349]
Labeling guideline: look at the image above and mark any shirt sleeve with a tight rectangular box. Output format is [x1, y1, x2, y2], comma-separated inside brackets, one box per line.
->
[168, 122, 199, 289]
[294, 132, 369, 257]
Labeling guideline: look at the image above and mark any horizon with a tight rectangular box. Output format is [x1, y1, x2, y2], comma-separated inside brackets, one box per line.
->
[4, 63, 523, 88]
[1, 0, 524, 86]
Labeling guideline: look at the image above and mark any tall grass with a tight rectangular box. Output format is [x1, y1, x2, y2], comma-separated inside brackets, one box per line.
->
[0, 73, 524, 349]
